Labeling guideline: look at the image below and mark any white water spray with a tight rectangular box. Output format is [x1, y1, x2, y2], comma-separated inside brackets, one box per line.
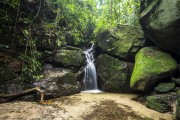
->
[82, 43, 101, 93]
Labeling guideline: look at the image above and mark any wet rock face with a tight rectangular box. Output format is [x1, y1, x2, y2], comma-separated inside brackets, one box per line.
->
[96, 25, 144, 62]
[96, 54, 134, 92]
[146, 94, 173, 113]
[140, 0, 180, 56]
[53, 47, 85, 68]
[34, 69, 80, 99]
[0, 67, 80, 101]
[130, 46, 177, 92]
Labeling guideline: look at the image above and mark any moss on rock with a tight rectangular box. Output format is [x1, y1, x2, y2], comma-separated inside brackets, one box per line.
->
[130, 46, 177, 92]
[57, 72, 77, 86]
[171, 78, 180, 86]
[154, 82, 175, 93]
[96, 25, 144, 61]
[140, 0, 180, 56]
[96, 54, 133, 92]
[146, 94, 172, 113]
[54, 48, 85, 67]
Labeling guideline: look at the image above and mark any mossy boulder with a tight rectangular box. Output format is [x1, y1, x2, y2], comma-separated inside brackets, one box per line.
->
[54, 47, 85, 68]
[154, 82, 175, 93]
[171, 78, 180, 86]
[57, 72, 77, 86]
[140, 0, 180, 56]
[130, 46, 177, 92]
[146, 94, 172, 113]
[96, 25, 144, 62]
[96, 54, 133, 92]
[176, 90, 180, 120]
[0, 66, 16, 83]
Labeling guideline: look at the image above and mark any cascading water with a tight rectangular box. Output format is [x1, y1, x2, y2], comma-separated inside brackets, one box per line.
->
[82, 43, 102, 93]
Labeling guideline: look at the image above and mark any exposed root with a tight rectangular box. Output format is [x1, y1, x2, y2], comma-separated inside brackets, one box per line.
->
[0, 86, 44, 102]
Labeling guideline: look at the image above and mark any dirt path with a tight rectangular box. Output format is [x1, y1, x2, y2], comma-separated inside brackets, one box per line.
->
[0, 93, 173, 120]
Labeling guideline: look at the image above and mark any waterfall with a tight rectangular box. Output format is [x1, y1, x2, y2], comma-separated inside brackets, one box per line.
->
[82, 43, 102, 93]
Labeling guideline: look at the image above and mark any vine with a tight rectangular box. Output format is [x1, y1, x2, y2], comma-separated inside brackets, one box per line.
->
[0, 0, 140, 82]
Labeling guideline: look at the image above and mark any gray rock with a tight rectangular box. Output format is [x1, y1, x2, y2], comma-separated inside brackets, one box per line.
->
[34, 69, 80, 99]
[96, 25, 144, 62]
[140, 0, 180, 56]
[154, 82, 175, 93]
[96, 54, 134, 92]
[0, 83, 35, 102]
[146, 94, 173, 113]
[54, 47, 85, 67]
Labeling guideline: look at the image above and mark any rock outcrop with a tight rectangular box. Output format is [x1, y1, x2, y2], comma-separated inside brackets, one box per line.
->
[53, 47, 85, 68]
[96, 54, 133, 92]
[140, 0, 180, 56]
[130, 46, 177, 92]
[96, 25, 144, 62]
[33, 68, 80, 99]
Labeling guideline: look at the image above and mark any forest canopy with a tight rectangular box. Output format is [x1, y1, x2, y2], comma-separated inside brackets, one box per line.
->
[0, 0, 140, 81]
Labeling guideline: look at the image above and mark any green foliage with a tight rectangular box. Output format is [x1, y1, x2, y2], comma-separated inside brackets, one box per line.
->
[19, 29, 43, 81]
[0, 0, 20, 8]
[130, 46, 177, 92]
[0, 0, 141, 82]
[19, 51, 42, 81]
[94, 0, 140, 33]
[50, 0, 97, 45]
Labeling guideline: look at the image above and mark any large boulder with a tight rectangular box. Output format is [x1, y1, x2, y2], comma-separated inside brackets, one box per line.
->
[96, 25, 144, 62]
[53, 46, 85, 68]
[146, 94, 173, 113]
[0, 66, 80, 101]
[33, 68, 80, 99]
[140, 0, 180, 56]
[130, 46, 177, 92]
[96, 54, 134, 92]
